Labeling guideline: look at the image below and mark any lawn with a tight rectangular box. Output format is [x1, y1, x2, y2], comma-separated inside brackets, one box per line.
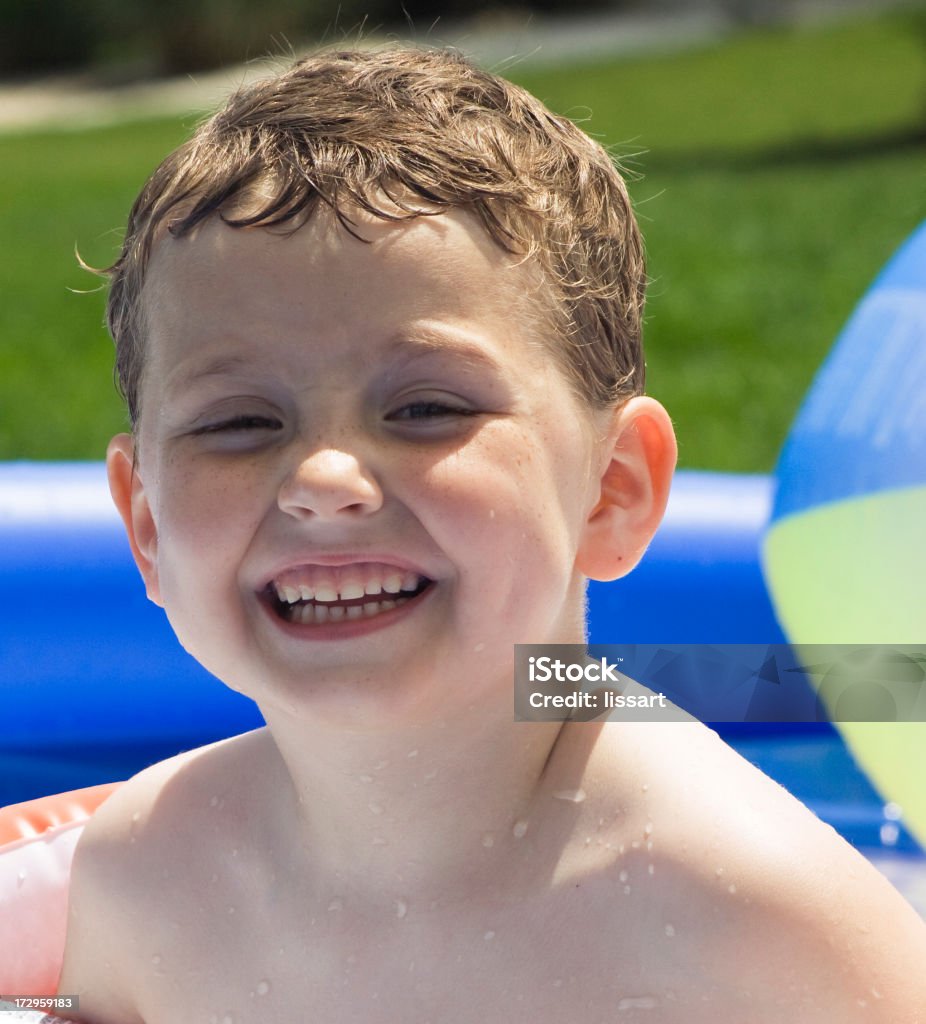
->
[2, 10, 924, 468]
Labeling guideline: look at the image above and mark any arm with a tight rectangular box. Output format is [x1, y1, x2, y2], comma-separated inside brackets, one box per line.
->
[56, 795, 147, 1024]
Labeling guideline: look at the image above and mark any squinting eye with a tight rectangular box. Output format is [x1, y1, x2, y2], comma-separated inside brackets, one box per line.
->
[389, 401, 477, 421]
[193, 415, 282, 434]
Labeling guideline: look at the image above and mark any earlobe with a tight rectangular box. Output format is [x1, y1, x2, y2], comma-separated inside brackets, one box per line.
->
[106, 433, 163, 606]
[576, 397, 677, 582]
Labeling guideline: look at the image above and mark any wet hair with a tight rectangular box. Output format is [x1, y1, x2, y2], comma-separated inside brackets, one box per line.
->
[105, 46, 646, 425]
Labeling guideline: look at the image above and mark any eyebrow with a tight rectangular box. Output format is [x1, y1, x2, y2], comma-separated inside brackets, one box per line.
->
[162, 355, 268, 399]
[173, 355, 256, 385]
[165, 325, 507, 395]
[384, 327, 506, 375]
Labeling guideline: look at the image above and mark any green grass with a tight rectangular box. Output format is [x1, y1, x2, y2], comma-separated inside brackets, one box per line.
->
[0, 119, 191, 458]
[2, 11, 925, 467]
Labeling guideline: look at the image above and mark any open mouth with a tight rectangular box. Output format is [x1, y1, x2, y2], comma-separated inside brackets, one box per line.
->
[265, 563, 433, 627]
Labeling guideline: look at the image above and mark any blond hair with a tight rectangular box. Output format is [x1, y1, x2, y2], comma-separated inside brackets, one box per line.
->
[106, 47, 646, 424]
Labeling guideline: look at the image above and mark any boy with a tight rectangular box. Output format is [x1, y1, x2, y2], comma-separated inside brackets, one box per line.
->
[59, 47, 926, 1022]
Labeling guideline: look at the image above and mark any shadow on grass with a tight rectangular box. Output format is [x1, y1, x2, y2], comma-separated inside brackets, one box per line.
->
[645, 122, 926, 175]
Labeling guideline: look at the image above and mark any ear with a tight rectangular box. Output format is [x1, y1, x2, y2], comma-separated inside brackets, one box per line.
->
[576, 397, 677, 582]
[106, 433, 163, 606]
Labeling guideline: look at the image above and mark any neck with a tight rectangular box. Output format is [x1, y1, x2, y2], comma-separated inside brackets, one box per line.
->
[260, 698, 573, 905]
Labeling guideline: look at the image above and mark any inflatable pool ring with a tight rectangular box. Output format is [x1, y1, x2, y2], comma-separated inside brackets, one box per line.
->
[763, 220, 926, 848]
[0, 783, 119, 1004]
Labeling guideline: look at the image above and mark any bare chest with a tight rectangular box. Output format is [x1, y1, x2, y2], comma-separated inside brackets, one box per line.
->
[129, 874, 722, 1024]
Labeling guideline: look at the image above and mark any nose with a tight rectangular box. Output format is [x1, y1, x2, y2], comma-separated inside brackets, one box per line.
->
[277, 447, 384, 520]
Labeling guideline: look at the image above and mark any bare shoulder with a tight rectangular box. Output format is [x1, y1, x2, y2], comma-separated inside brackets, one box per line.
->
[600, 722, 926, 1021]
[58, 729, 277, 1023]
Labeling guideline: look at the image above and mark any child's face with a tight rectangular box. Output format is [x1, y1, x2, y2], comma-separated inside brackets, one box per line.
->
[113, 207, 613, 724]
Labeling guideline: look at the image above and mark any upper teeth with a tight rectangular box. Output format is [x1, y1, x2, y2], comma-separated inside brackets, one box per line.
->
[273, 564, 424, 605]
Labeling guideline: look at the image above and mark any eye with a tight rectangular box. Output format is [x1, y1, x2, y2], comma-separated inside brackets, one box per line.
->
[388, 400, 478, 422]
[192, 414, 283, 435]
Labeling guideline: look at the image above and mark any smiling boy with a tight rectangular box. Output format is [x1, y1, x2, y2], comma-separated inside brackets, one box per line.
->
[58, 48, 926, 1023]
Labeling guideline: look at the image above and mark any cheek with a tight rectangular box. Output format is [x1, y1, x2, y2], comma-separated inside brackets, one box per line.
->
[419, 424, 593, 570]
[152, 462, 260, 593]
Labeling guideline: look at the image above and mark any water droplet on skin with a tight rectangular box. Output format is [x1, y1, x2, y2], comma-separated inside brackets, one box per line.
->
[368, 802, 383, 815]
[484, 930, 496, 941]
[359, 774, 374, 784]
[395, 899, 408, 919]
[623, 885, 631, 895]
[631, 840, 640, 849]
[728, 884, 737, 895]
[221, 1014, 234, 1024]
[619, 870, 629, 883]
[665, 924, 675, 938]
[512, 819, 529, 839]
[482, 834, 495, 848]
[715, 867, 725, 878]
[870, 987, 883, 1001]
[648, 864, 655, 876]
[328, 899, 343, 912]
[227, 905, 236, 915]
[488, 509, 495, 519]
[553, 979, 563, 988]
[643, 822, 653, 837]
[209, 796, 219, 808]
[256, 980, 271, 997]
[151, 954, 162, 966]
[407, 750, 419, 758]
[618, 996, 657, 1011]
[641, 783, 650, 793]
[553, 788, 587, 803]
[16, 870, 26, 888]
[474, 643, 485, 652]
[374, 760, 389, 771]
[584, 837, 592, 845]
[132, 811, 142, 823]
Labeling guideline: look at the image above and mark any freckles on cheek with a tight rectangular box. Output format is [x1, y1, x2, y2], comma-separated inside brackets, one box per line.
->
[158, 464, 250, 555]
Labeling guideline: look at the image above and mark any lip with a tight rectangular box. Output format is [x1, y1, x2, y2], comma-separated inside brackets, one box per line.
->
[258, 577, 436, 641]
[258, 552, 433, 591]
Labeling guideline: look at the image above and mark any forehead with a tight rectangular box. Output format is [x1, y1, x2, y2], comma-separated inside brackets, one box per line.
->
[132, 205, 580, 428]
[141, 205, 550, 350]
